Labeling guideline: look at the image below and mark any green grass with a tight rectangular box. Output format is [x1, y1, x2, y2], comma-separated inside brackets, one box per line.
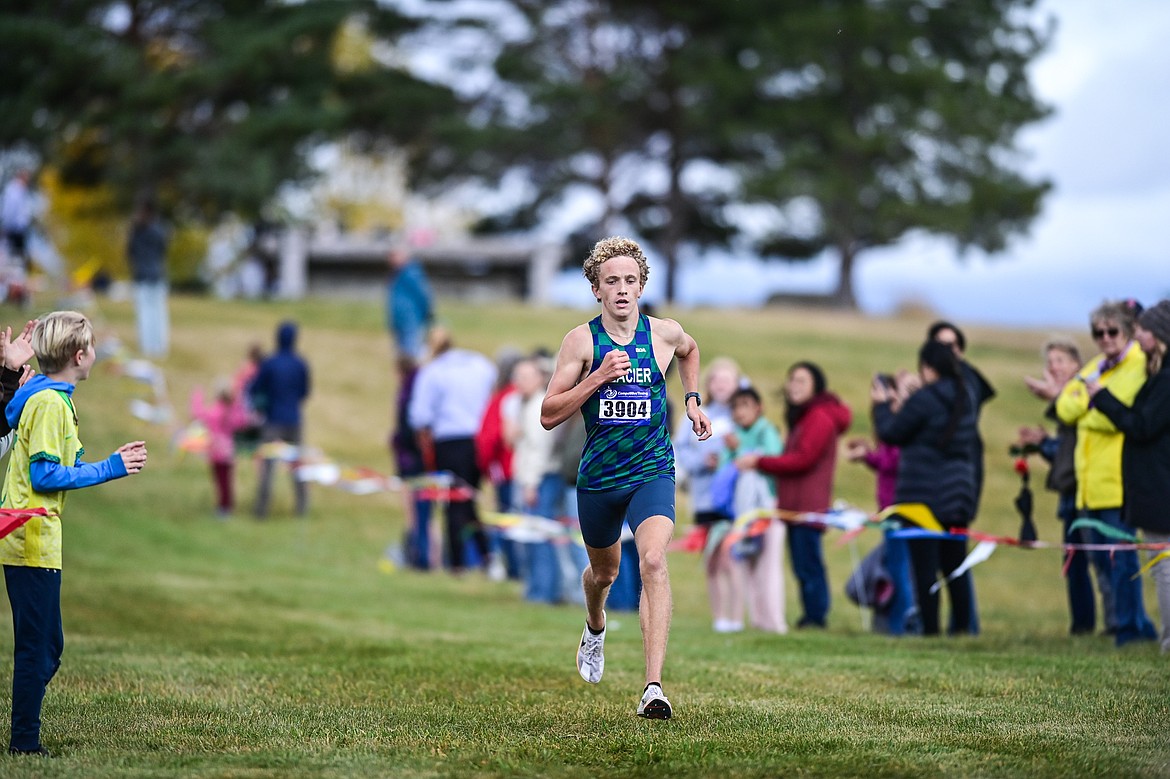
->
[0, 294, 1167, 778]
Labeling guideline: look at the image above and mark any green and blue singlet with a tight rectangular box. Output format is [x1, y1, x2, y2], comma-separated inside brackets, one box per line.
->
[577, 314, 674, 492]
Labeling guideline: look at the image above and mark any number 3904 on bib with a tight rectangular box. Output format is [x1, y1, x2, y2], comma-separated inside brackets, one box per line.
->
[598, 385, 654, 425]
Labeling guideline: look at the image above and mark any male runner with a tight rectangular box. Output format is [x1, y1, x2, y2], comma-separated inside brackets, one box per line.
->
[541, 236, 711, 719]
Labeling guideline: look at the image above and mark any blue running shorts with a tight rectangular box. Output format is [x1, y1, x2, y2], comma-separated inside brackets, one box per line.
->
[576, 477, 676, 549]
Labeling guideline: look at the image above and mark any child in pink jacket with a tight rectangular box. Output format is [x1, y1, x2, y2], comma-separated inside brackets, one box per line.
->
[190, 381, 256, 515]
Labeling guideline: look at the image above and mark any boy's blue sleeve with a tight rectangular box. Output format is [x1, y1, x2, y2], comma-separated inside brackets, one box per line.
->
[30, 454, 129, 492]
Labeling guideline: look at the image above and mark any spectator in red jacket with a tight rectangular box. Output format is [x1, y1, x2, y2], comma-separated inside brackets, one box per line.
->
[475, 346, 523, 580]
[476, 348, 522, 512]
[737, 362, 851, 628]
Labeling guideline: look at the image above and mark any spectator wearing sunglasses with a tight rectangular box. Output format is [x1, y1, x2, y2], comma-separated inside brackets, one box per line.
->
[1086, 300, 1170, 653]
[1056, 299, 1157, 647]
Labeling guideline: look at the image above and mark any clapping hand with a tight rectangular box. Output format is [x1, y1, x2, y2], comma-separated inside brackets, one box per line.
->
[894, 369, 920, 397]
[0, 320, 37, 372]
[1024, 366, 1062, 400]
[869, 376, 892, 404]
[845, 437, 871, 462]
[1016, 425, 1047, 448]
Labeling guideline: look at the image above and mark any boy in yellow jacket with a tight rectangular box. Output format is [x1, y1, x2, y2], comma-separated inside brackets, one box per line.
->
[1, 312, 148, 757]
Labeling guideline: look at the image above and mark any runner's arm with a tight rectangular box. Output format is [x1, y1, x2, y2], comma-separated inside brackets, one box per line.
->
[666, 318, 712, 441]
[541, 326, 627, 429]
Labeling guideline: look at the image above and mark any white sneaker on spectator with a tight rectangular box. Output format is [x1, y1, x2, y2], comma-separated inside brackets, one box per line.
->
[486, 553, 507, 582]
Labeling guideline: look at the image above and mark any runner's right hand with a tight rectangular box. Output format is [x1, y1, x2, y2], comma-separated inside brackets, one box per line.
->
[598, 348, 631, 382]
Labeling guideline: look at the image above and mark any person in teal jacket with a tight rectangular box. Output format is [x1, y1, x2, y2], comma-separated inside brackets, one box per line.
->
[385, 245, 433, 361]
[722, 386, 786, 633]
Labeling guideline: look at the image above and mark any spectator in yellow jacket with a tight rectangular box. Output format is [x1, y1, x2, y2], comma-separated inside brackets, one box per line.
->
[1056, 299, 1156, 646]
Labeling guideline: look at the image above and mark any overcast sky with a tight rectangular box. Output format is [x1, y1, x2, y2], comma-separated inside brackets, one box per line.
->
[550, 0, 1170, 329]
[852, 0, 1170, 329]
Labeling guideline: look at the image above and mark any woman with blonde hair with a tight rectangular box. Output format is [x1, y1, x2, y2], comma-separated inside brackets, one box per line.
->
[674, 356, 747, 631]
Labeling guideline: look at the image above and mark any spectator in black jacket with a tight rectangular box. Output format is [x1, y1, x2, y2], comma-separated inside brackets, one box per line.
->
[873, 340, 979, 636]
[928, 321, 995, 634]
[928, 321, 996, 510]
[1089, 300, 1170, 653]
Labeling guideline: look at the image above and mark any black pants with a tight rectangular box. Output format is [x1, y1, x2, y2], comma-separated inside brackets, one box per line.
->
[4, 230, 27, 268]
[434, 437, 488, 570]
[908, 536, 971, 635]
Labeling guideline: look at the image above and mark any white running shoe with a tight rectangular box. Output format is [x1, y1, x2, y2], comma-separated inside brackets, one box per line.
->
[637, 683, 672, 719]
[486, 553, 507, 582]
[576, 612, 606, 684]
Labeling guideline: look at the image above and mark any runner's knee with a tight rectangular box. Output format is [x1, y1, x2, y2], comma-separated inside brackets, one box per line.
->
[587, 563, 618, 588]
[639, 547, 668, 579]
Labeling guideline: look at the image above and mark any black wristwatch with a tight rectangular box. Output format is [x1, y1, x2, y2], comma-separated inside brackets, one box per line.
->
[684, 391, 701, 407]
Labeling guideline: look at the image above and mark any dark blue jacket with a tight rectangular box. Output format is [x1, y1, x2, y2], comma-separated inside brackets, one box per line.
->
[250, 322, 310, 427]
[127, 219, 169, 283]
[874, 376, 979, 527]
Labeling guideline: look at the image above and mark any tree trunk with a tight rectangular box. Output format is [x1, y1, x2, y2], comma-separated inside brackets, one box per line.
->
[831, 243, 858, 309]
[663, 202, 681, 305]
[662, 101, 686, 304]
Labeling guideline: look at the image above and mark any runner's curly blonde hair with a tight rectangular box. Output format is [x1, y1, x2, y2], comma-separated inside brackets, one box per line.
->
[582, 236, 649, 287]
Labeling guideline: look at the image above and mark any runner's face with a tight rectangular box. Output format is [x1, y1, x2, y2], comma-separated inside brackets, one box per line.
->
[593, 256, 642, 317]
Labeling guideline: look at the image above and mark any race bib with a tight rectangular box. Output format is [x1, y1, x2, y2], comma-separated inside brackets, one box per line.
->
[597, 384, 653, 425]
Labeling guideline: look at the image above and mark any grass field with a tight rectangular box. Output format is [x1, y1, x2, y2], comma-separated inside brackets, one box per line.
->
[0, 294, 1167, 778]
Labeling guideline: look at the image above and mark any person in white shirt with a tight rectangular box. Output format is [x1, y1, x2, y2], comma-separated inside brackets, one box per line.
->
[2, 170, 33, 271]
[408, 327, 497, 572]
